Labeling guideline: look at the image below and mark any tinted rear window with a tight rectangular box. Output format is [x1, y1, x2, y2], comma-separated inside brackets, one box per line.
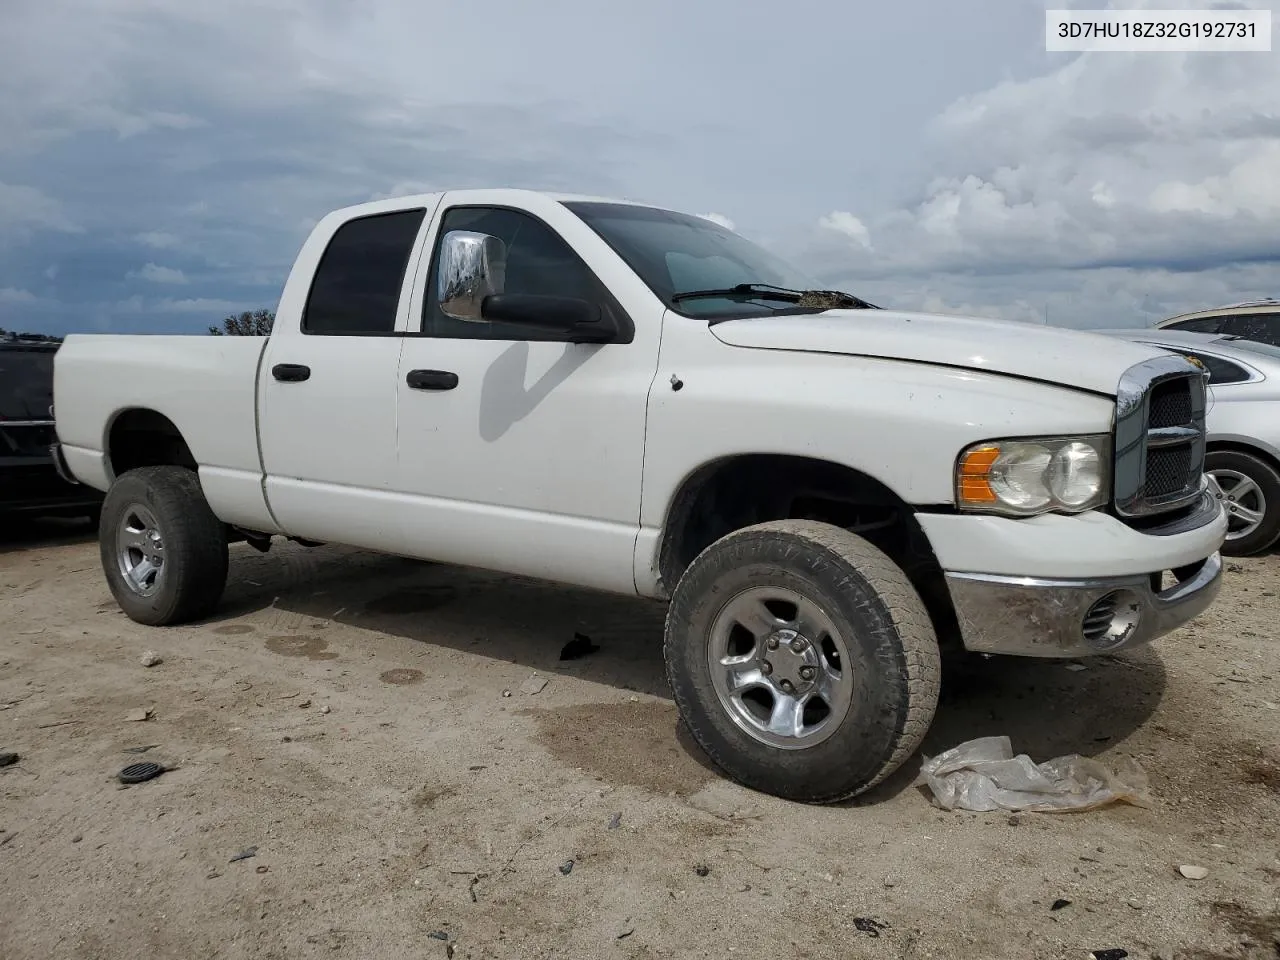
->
[0, 345, 56, 420]
[302, 208, 427, 335]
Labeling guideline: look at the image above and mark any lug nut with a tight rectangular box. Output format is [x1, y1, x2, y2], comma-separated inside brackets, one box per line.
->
[799, 666, 816, 681]
[779, 680, 795, 694]
[759, 660, 773, 676]
[790, 638, 808, 653]
[766, 637, 779, 651]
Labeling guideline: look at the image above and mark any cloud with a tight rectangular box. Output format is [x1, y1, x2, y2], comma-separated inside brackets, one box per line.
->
[130, 262, 188, 285]
[0, 1, 676, 333]
[805, 6, 1280, 325]
[699, 213, 736, 230]
[1, 0, 1277, 335]
[818, 211, 871, 250]
[135, 231, 180, 249]
[0, 181, 81, 237]
[150, 297, 249, 315]
[0, 287, 38, 304]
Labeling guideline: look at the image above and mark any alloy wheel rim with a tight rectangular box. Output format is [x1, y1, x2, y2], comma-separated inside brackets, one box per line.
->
[116, 504, 166, 597]
[707, 585, 854, 750]
[1207, 469, 1267, 541]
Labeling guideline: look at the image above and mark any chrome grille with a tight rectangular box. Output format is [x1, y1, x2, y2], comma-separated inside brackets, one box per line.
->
[1113, 355, 1208, 519]
[1144, 447, 1192, 499]
[1148, 381, 1192, 429]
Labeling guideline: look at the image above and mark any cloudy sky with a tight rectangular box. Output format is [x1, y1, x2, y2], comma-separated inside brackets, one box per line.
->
[1, 0, 1277, 335]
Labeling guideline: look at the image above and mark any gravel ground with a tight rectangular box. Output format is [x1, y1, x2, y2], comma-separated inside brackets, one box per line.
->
[1, 520, 1277, 960]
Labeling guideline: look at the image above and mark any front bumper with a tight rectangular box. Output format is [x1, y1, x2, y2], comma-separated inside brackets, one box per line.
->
[944, 550, 1222, 658]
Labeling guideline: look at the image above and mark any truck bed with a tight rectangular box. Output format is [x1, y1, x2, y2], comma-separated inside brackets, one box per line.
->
[53, 334, 273, 529]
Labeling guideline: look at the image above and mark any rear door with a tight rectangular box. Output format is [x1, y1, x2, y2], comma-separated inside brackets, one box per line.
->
[257, 204, 432, 544]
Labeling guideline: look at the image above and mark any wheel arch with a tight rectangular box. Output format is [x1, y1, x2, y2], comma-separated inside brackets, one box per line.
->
[653, 452, 960, 647]
[104, 407, 198, 481]
[1206, 436, 1280, 475]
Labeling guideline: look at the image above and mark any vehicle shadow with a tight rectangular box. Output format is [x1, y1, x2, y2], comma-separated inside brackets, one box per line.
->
[851, 647, 1168, 807]
[0, 515, 97, 556]
[211, 542, 672, 697]
[210, 543, 1168, 804]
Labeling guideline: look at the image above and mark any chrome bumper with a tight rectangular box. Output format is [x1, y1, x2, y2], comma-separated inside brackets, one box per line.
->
[49, 442, 80, 485]
[944, 551, 1222, 658]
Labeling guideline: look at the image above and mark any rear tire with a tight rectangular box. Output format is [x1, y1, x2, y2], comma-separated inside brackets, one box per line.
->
[99, 466, 229, 626]
[664, 519, 941, 804]
[1206, 449, 1280, 557]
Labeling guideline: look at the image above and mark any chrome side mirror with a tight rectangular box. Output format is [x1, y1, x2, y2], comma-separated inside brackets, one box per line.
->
[437, 230, 507, 322]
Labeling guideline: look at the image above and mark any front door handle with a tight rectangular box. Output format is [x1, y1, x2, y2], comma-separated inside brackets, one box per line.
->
[272, 363, 311, 383]
[406, 369, 459, 391]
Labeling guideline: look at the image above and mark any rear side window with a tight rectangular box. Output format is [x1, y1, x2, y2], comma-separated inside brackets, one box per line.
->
[1165, 316, 1225, 334]
[303, 209, 426, 335]
[1222, 312, 1280, 347]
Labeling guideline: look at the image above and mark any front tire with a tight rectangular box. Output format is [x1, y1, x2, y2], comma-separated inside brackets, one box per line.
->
[99, 466, 229, 626]
[664, 520, 941, 804]
[1206, 450, 1280, 557]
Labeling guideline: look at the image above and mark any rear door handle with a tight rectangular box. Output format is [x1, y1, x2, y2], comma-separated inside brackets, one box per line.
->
[272, 363, 311, 383]
[406, 369, 459, 391]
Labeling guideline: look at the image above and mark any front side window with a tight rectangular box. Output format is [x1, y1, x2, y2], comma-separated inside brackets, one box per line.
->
[563, 201, 830, 319]
[303, 208, 426, 335]
[421, 206, 603, 340]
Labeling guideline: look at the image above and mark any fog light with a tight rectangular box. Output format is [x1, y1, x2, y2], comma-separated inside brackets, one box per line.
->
[1081, 590, 1143, 650]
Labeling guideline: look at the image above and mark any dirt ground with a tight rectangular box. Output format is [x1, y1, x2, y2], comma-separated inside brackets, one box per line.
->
[1, 520, 1277, 960]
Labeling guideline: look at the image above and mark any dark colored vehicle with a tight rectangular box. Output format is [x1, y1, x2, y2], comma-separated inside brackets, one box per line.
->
[1, 338, 103, 520]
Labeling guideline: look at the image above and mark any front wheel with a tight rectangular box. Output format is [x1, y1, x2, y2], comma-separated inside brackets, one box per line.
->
[99, 466, 229, 626]
[664, 520, 941, 804]
[1206, 450, 1280, 557]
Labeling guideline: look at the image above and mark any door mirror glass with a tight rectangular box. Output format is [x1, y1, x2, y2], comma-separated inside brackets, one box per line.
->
[437, 230, 506, 322]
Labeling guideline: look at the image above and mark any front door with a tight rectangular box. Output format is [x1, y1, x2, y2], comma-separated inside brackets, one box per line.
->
[392, 200, 661, 594]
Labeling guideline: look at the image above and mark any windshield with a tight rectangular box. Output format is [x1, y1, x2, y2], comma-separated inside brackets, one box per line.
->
[562, 201, 832, 319]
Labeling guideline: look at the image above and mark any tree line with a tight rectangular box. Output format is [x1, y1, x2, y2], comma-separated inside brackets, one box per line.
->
[0, 328, 62, 343]
[209, 309, 275, 336]
[1, 310, 275, 342]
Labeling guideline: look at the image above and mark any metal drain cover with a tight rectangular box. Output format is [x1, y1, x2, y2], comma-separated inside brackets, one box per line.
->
[118, 761, 165, 784]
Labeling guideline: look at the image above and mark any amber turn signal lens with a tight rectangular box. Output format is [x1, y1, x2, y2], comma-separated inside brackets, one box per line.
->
[957, 445, 1000, 504]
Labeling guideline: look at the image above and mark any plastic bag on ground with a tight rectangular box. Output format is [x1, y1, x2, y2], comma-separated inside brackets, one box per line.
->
[914, 735, 1153, 813]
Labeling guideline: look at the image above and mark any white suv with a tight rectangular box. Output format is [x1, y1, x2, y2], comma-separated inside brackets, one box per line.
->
[1155, 299, 1280, 348]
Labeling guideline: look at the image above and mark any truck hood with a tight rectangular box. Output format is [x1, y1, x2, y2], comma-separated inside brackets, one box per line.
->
[708, 310, 1167, 396]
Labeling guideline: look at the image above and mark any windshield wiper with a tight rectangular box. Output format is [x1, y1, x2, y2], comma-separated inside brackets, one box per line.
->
[672, 283, 878, 310]
[672, 283, 804, 303]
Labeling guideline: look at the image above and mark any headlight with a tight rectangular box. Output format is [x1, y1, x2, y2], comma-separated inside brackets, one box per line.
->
[956, 436, 1110, 516]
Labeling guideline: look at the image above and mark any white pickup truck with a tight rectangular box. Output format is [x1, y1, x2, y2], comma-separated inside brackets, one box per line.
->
[52, 189, 1226, 804]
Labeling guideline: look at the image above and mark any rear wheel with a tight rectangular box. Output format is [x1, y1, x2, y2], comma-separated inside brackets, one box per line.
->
[1206, 450, 1280, 557]
[664, 519, 941, 804]
[99, 466, 229, 625]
